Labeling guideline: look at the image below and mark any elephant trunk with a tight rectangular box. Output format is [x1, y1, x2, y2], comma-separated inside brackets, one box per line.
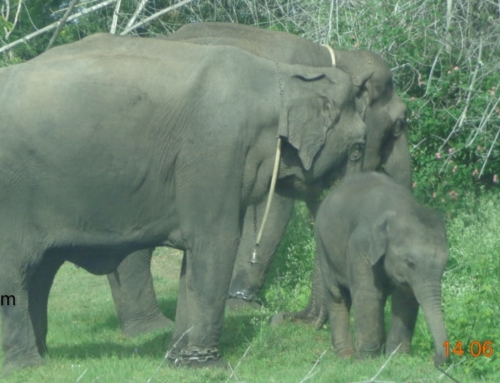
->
[384, 130, 412, 190]
[361, 137, 383, 174]
[414, 282, 449, 366]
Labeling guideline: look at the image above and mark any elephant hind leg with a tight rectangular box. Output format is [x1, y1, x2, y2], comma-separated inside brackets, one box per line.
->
[1, 245, 45, 375]
[107, 249, 173, 338]
[28, 254, 65, 355]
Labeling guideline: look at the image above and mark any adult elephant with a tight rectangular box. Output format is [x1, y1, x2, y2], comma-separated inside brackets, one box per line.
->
[0, 33, 366, 374]
[102, 21, 410, 336]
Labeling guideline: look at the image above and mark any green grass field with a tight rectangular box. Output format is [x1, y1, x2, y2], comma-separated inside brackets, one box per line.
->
[1, 196, 499, 383]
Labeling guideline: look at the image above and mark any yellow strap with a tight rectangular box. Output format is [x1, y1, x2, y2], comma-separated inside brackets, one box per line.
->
[320, 44, 336, 66]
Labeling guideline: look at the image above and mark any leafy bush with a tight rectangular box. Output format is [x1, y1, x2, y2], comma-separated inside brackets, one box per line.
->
[262, 202, 316, 313]
[441, 191, 500, 377]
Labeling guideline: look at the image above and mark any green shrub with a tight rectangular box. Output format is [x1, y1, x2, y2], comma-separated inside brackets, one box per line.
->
[442, 191, 500, 377]
[263, 202, 316, 313]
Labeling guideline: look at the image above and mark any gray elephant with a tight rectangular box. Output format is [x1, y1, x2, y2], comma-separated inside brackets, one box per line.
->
[100, 22, 410, 337]
[313, 172, 449, 366]
[0, 33, 366, 374]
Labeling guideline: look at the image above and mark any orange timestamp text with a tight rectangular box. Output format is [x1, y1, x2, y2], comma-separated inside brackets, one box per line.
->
[443, 341, 494, 357]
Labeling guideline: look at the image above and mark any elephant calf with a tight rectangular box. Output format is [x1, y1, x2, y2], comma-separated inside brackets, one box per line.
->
[315, 172, 449, 366]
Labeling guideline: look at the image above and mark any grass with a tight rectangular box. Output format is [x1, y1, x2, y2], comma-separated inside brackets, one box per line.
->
[1, 196, 500, 382]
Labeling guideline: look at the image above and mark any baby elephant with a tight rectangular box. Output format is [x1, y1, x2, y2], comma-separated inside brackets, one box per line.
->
[316, 172, 449, 366]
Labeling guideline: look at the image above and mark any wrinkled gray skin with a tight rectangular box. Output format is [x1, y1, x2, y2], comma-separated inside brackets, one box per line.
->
[313, 172, 449, 366]
[0, 33, 366, 374]
[103, 22, 409, 335]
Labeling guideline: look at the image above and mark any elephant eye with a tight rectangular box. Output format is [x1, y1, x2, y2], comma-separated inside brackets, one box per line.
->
[406, 259, 416, 270]
[393, 118, 407, 138]
[349, 141, 365, 161]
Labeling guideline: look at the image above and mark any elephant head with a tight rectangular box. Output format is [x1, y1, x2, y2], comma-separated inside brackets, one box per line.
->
[335, 50, 410, 189]
[277, 70, 367, 184]
[163, 23, 411, 189]
[369, 206, 449, 366]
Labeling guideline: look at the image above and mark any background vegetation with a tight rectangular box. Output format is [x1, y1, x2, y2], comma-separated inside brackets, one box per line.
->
[1, 0, 499, 382]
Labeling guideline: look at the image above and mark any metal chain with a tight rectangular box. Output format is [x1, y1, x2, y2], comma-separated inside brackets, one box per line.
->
[169, 347, 220, 366]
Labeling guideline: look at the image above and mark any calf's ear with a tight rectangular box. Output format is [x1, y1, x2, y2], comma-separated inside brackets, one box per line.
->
[369, 210, 396, 265]
[278, 74, 339, 171]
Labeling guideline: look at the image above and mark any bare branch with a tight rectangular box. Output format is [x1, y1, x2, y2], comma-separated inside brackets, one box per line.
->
[4, 0, 22, 40]
[126, 0, 149, 29]
[369, 343, 401, 381]
[45, 0, 79, 51]
[298, 349, 328, 383]
[436, 366, 462, 383]
[424, 46, 442, 97]
[438, 360, 464, 381]
[225, 345, 251, 383]
[2, 0, 10, 23]
[110, 0, 122, 34]
[467, 93, 500, 148]
[75, 367, 89, 382]
[479, 125, 500, 178]
[326, 0, 334, 43]
[0, 0, 117, 54]
[439, 37, 483, 151]
[445, 0, 453, 54]
[120, 0, 197, 35]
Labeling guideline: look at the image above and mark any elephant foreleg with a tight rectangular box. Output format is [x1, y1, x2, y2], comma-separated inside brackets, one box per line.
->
[167, 159, 241, 367]
[326, 286, 353, 358]
[351, 287, 387, 359]
[168, 232, 239, 367]
[227, 193, 294, 309]
[107, 249, 173, 337]
[386, 288, 419, 355]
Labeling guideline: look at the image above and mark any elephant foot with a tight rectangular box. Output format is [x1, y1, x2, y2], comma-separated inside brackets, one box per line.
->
[225, 297, 262, 311]
[2, 354, 45, 377]
[433, 353, 450, 367]
[269, 312, 288, 326]
[385, 342, 411, 356]
[122, 314, 174, 338]
[167, 347, 229, 369]
[333, 344, 354, 359]
[354, 347, 383, 360]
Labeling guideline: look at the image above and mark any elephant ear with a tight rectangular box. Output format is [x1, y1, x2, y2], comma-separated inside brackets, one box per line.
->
[353, 71, 375, 120]
[278, 74, 339, 171]
[369, 210, 396, 265]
